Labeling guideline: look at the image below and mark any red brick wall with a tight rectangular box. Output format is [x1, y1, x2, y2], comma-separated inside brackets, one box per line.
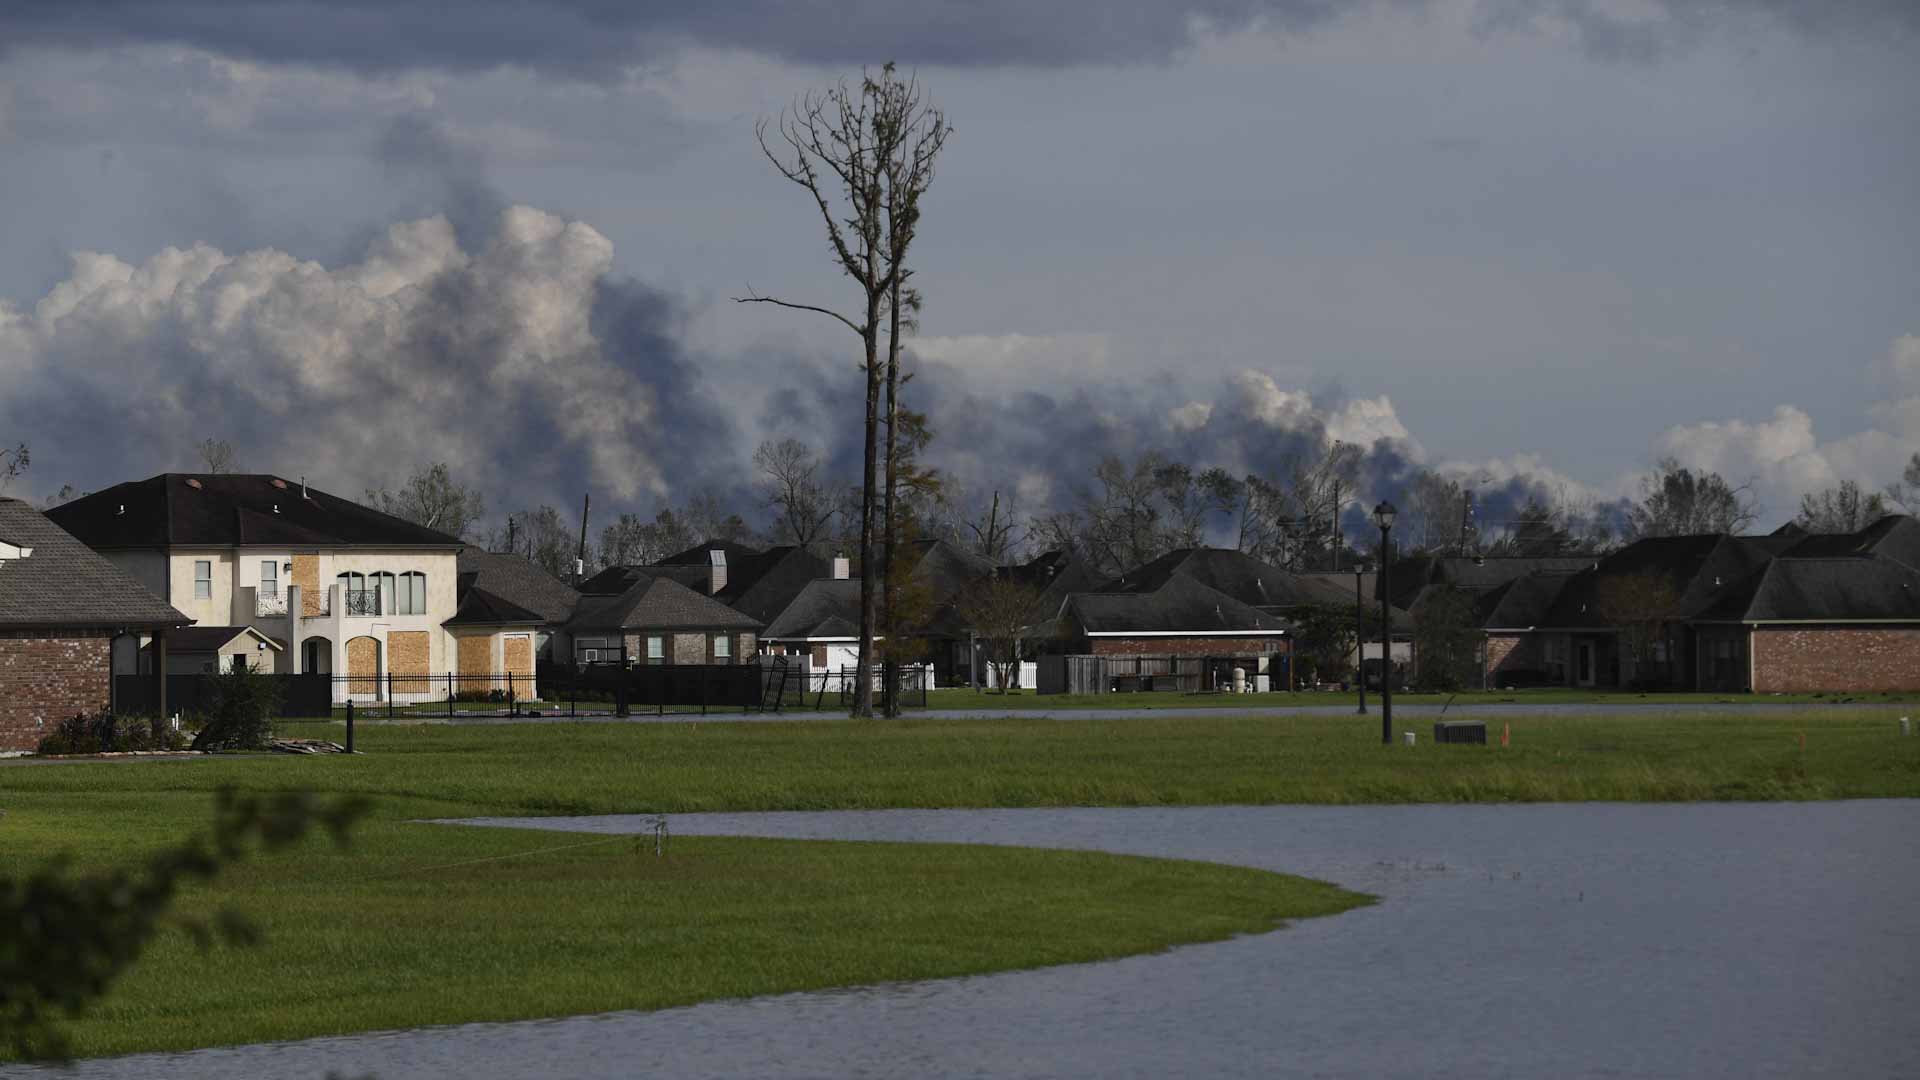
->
[0, 631, 113, 752]
[1087, 637, 1289, 657]
[1750, 626, 1920, 693]
[1485, 633, 1533, 682]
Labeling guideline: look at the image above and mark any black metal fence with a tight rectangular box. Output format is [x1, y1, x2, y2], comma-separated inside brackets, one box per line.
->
[115, 673, 331, 719]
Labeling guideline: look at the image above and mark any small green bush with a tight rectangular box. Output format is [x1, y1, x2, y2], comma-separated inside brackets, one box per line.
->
[34, 710, 187, 755]
[191, 668, 283, 751]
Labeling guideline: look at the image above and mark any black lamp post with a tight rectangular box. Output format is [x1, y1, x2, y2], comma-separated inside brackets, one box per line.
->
[1373, 501, 1397, 745]
[1353, 563, 1367, 715]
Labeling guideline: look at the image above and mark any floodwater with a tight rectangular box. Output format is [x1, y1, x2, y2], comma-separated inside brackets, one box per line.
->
[24, 801, 1918, 1079]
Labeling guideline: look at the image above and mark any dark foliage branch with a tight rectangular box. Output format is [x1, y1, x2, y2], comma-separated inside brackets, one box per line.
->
[1, 789, 370, 1063]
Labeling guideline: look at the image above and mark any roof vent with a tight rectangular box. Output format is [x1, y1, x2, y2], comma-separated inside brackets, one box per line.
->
[271, 478, 288, 490]
[300, 476, 310, 499]
[1713, 576, 1722, 587]
[116, 504, 125, 516]
[272, 504, 280, 514]
[185, 478, 202, 490]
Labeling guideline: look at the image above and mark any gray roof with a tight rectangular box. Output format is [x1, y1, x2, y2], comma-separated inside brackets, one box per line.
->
[1695, 556, 1920, 622]
[565, 575, 762, 633]
[159, 626, 280, 653]
[762, 579, 864, 640]
[457, 550, 580, 625]
[444, 585, 548, 627]
[0, 499, 189, 630]
[1065, 575, 1289, 635]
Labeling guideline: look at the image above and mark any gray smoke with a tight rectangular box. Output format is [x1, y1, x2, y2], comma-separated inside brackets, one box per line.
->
[3, 1, 1910, 75]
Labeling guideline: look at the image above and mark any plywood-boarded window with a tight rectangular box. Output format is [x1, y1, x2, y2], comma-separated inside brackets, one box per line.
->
[504, 634, 533, 685]
[346, 636, 380, 682]
[389, 630, 429, 694]
[292, 554, 322, 616]
[457, 635, 493, 691]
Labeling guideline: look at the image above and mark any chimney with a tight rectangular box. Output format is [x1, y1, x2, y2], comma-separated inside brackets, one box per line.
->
[709, 548, 728, 594]
[832, 553, 850, 580]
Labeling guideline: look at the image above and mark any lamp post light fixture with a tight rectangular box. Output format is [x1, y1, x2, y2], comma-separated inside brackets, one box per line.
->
[1372, 501, 1397, 746]
[1353, 562, 1367, 716]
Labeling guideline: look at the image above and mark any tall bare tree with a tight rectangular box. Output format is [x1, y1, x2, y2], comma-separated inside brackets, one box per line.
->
[0, 443, 29, 491]
[755, 438, 835, 548]
[1795, 480, 1887, 534]
[743, 64, 948, 718]
[364, 462, 487, 539]
[1626, 457, 1759, 539]
[195, 438, 235, 475]
[1885, 451, 1920, 514]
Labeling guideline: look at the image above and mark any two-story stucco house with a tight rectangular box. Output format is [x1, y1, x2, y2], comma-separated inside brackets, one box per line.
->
[47, 473, 524, 704]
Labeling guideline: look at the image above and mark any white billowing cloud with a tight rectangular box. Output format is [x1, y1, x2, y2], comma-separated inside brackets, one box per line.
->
[1167, 401, 1213, 432]
[2, 206, 720, 508]
[1220, 370, 1424, 456]
[1644, 337, 1920, 522]
[909, 332, 1112, 391]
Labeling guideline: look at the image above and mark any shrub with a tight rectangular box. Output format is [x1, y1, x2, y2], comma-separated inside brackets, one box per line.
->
[35, 711, 187, 755]
[191, 667, 283, 751]
[451, 689, 511, 704]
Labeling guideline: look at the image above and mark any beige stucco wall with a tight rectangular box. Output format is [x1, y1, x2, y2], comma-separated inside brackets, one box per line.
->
[168, 550, 237, 627]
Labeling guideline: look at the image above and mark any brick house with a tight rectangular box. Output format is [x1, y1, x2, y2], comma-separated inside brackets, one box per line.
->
[566, 569, 761, 667]
[0, 498, 189, 751]
[1053, 565, 1294, 690]
[1478, 515, 1920, 692]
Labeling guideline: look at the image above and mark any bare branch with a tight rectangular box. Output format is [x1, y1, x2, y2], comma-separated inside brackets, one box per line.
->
[732, 288, 865, 337]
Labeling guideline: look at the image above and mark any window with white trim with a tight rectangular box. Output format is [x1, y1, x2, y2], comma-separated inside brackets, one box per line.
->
[194, 560, 212, 600]
[713, 633, 731, 660]
[646, 635, 665, 664]
[397, 571, 426, 615]
[260, 560, 279, 596]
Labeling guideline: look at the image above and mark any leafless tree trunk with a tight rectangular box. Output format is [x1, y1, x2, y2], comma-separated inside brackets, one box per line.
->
[742, 66, 945, 717]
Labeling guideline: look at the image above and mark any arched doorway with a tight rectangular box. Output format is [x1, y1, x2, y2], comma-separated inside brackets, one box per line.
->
[346, 635, 382, 699]
[301, 636, 333, 675]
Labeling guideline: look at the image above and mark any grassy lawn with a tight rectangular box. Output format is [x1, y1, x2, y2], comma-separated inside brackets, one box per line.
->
[7, 707, 1916, 1058]
[0, 736, 1375, 1059]
[925, 687, 1920, 710]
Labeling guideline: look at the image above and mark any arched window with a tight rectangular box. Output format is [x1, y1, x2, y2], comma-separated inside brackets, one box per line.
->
[398, 571, 427, 615]
[338, 572, 374, 616]
[370, 572, 396, 616]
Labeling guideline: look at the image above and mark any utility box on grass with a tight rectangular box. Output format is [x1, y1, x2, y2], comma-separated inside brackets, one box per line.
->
[1433, 720, 1488, 745]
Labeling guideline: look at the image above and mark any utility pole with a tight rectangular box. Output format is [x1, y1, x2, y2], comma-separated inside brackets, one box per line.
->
[576, 492, 592, 586]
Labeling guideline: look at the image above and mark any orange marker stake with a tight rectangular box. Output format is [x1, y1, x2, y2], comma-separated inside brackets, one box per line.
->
[1501, 722, 1510, 748]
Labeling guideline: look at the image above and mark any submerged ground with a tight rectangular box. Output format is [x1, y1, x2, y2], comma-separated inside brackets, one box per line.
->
[3, 707, 1915, 1058]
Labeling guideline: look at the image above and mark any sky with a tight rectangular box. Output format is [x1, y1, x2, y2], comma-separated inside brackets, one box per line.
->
[1, 0, 1916, 534]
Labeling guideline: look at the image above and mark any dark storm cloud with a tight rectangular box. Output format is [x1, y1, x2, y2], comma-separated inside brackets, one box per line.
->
[8, 1, 1908, 75]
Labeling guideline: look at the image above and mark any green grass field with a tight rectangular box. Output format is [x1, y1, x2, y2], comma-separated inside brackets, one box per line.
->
[925, 687, 1920, 710]
[7, 707, 1916, 1059]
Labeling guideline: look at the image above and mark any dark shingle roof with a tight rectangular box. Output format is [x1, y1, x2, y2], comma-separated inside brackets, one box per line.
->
[0, 499, 189, 629]
[1781, 515, 1920, 570]
[718, 546, 831, 624]
[457, 550, 580, 624]
[761, 579, 864, 640]
[1478, 573, 1576, 629]
[658, 539, 765, 566]
[1066, 575, 1289, 635]
[160, 625, 281, 653]
[1693, 556, 1920, 622]
[47, 474, 464, 549]
[1101, 548, 1353, 610]
[565, 576, 762, 633]
[445, 585, 549, 627]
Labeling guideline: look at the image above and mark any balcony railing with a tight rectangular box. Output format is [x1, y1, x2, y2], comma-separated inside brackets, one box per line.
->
[345, 589, 381, 617]
[255, 589, 288, 617]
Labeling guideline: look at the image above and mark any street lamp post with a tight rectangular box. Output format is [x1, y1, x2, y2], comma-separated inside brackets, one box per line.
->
[1353, 563, 1367, 715]
[1373, 501, 1397, 745]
